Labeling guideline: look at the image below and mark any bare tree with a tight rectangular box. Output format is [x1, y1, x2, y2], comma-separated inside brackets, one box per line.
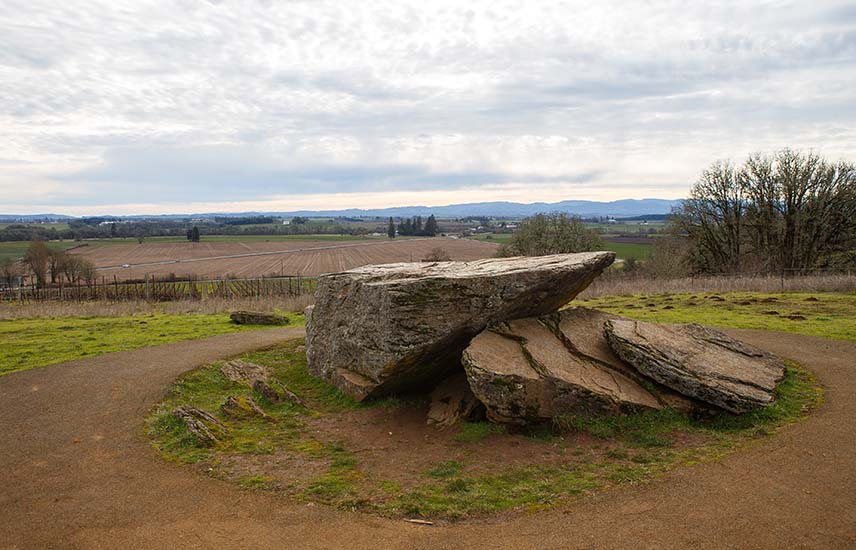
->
[0, 258, 20, 288]
[674, 161, 745, 273]
[23, 239, 51, 287]
[675, 150, 856, 274]
[423, 247, 452, 261]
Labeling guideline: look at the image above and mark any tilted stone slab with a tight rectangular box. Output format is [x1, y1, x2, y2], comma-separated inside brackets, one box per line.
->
[605, 319, 786, 413]
[463, 309, 662, 424]
[305, 252, 615, 401]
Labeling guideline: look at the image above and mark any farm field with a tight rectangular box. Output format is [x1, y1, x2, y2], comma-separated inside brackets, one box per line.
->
[0, 240, 81, 262]
[0, 234, 399, 262]
[468, 233, 653, 259]
[70, 237, 500, 280]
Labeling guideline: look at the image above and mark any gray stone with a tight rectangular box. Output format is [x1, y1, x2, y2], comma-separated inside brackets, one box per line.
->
[463, 311, 662, 424]
[220, 360, 271, 385]
[172, 405, 225, 446]
[427, 373, 483, 427]
[252, 379, 308, 409]
[605, 319, 786, 413]
[306, 252, 615, 401]
[220, 395, 270, 420]
[230, 310, 290, 326]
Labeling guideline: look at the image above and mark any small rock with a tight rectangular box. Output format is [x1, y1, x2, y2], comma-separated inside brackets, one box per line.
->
[230, 311, 290, 326]
[172, 405, 225, 446]
[220, 360, 271, 384]
[427, 372, 484, 427]
[252, 379, 281, 403]
[255, 379, 308, 408]
[221, 395, 270, 420]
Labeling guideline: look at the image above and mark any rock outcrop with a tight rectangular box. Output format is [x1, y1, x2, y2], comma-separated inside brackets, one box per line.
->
[172, 406, 225, 446]
[605, 319, 786, 413]
[463, 310, 662, 424]
[220, 360, 271, 385]
[221, 395, 270, 420]
[306, 252, 615, 401]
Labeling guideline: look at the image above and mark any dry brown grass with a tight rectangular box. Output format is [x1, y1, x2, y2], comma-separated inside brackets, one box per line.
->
[579, 273, 856, 299]
[0, 295, 315, 320]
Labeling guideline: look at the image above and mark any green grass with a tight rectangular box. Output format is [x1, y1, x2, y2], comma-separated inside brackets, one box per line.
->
[603, 241, 652, 260]
[0, 240, 81, 262]
[454, 421, 506, 442]
[578, 292, 856, 342]
[147, 291, 836, 520]
[0, 311, 304, 377]
[466, 234, 652, 259]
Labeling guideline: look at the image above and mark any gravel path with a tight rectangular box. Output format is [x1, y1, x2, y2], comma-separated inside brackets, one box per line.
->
[1, 328, 853, 549]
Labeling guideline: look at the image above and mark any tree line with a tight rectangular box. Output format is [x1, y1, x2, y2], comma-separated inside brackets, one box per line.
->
[2, 240, 99, 288]
[673, 149, 856, 274]
[389, 215, 440, 237]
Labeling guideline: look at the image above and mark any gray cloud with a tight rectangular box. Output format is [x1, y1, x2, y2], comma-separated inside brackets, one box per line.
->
[1, 0, 855, 213]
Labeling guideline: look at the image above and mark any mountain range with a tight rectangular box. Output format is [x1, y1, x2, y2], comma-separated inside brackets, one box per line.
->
[1, 198, 681, 221]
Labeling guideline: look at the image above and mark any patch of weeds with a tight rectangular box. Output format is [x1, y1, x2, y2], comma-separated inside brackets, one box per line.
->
[454, 421, 506, 442]
[425, 460, 463, 479]
[239, 475, 275, 489]
[384, 465, 601, 519]
[523, 424, 557, 442]
[605, 448, 628, 460]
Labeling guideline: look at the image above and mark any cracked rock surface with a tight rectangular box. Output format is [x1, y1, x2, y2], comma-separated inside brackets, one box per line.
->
[463, 308, 663, 424]
[306, 252, 615, 401]
[605, 319, 786, 413]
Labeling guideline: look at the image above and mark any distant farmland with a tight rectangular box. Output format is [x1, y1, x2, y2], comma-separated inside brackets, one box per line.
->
[70, 237, 501, 280]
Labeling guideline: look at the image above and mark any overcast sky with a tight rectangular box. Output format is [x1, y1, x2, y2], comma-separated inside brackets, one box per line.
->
[2, 0, 855, 215]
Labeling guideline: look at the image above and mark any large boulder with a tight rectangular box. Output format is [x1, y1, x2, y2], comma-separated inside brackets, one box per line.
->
[306, 252, 615, 401]
[605, 319, 786, 413]
[463, 309, 664, 424]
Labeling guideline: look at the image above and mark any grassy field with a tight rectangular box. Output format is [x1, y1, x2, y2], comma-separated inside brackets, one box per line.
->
[579, 292, 856, 342]
[147, 290, 838, 519]
[0, 240, 82, 262]
[467, 234, 652, 259]
[0, 312, 304, 377]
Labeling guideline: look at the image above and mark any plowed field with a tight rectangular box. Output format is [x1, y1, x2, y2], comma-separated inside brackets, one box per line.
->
[71, 237, 500, 280]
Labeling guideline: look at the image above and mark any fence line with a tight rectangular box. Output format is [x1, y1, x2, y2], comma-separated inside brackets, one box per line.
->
[0, 275, 317, 303]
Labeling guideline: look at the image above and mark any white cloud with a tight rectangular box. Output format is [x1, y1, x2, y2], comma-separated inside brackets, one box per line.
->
[1, 0, 855, 214]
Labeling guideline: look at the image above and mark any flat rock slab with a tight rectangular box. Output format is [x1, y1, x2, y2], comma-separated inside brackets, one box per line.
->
[230, 311, 290, 326]
[605, 319, 786, 413]
[545, 307, 700, 413]
[306, 252, 615, 401]
[220, 360, 271, 384]
[463, 309, 662, 424]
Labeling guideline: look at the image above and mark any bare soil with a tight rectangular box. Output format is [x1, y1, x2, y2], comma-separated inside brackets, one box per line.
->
[71, 237, 499, 281]
[0, 329, 854, 549]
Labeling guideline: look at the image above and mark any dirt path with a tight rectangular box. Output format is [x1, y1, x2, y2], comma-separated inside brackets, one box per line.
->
[1, 329, 854, 549]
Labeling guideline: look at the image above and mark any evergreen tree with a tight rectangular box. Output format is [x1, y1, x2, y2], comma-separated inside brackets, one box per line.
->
[415, 216, 423, 234]
[190, 226, 200, 242]
[424, 214, 439, 236]
[387, 217, 396, 239]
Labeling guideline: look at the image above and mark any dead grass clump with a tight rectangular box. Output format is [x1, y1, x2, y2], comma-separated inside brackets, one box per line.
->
[579, 273, 856, 299]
